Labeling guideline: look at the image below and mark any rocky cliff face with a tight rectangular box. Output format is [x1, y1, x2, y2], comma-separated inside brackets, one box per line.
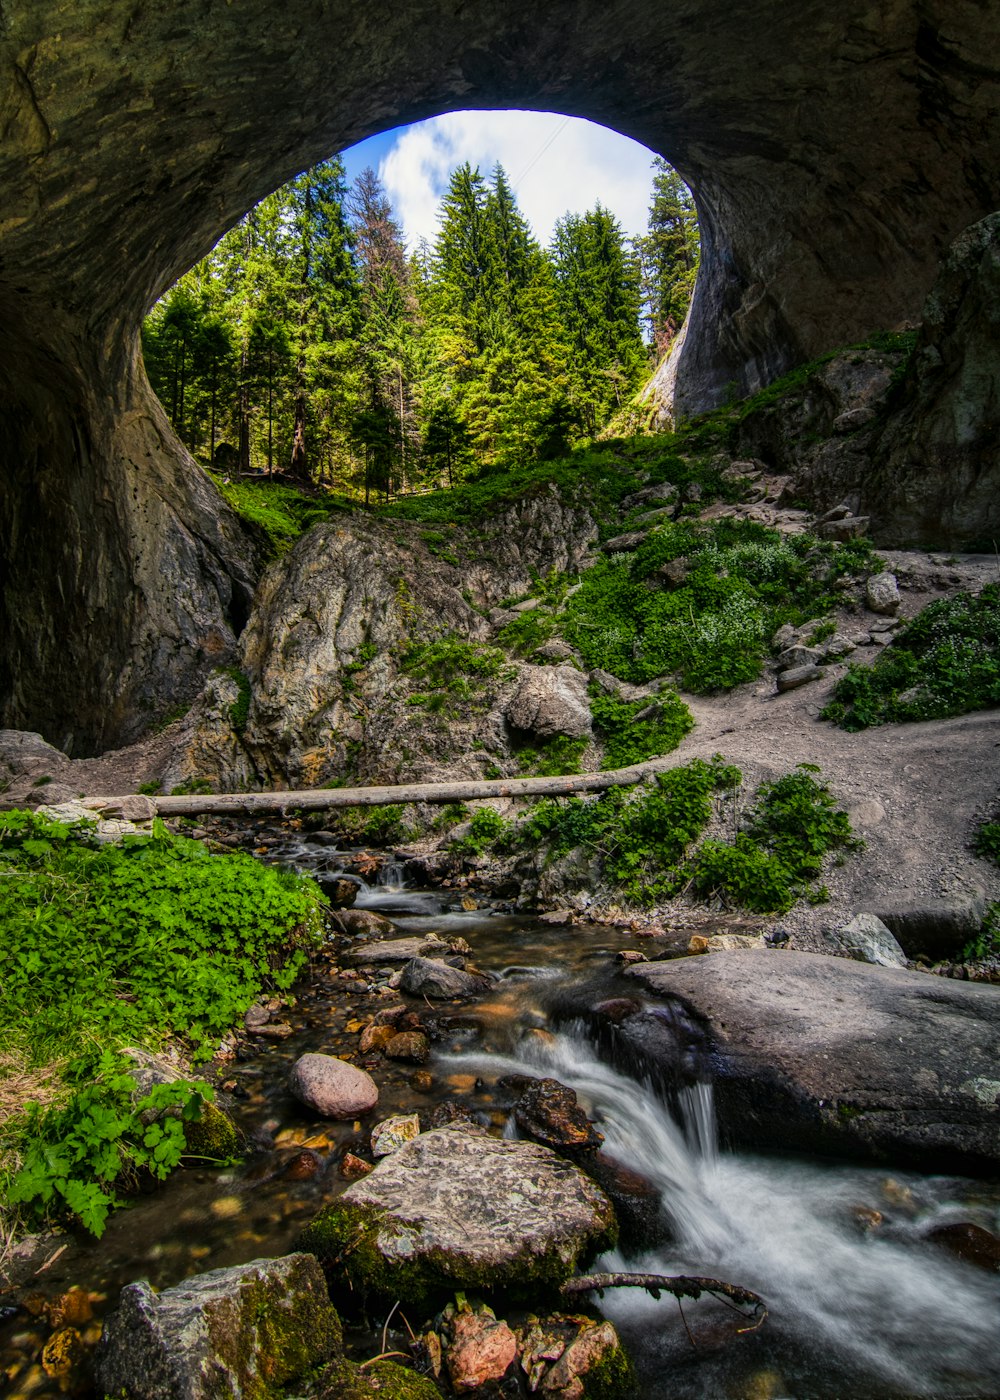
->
[164, 490, 598, 792]
[2, 3, 1000, 748]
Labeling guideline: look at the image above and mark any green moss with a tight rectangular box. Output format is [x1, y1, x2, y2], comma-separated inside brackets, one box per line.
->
[297, 1198, 617, 1311]
[583, 1341, 636, 1399]
[207, 1263, 343, 1400]
[316, 1357, 439, 1399]
[183, 1100, 242, 1160]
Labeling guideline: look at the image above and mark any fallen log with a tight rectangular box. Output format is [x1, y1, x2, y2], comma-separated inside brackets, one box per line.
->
[84, 753, 686, 818]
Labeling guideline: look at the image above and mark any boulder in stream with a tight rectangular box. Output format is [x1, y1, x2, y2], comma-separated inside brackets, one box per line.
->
[345, 932, 448, 965]
[627, 950, 1000, 1173]
[289, 1053, 378, 1119]
[399, 956, 492, 1000]
[94, 1253, 340, 1400]
[298, 1126, 616, 1308]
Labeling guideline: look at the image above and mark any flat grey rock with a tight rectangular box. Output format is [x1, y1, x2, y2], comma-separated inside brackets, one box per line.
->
[316, 1127, 616, 1299]
[627, 950, 1000, 1173]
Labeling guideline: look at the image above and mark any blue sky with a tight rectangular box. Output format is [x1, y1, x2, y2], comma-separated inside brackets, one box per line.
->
[340, 111, 658, 252]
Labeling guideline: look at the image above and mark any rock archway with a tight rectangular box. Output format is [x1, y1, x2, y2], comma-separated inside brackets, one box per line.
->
[2, 2, 999, 752]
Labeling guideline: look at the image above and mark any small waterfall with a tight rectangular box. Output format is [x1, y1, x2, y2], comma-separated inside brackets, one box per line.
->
[376, 858, 406, 893]
[451, 1025, 1000, 1398]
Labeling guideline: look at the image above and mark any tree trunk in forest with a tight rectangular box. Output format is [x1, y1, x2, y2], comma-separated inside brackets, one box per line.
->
[289, 393, 308, 479]
[237, 343, 251, 474]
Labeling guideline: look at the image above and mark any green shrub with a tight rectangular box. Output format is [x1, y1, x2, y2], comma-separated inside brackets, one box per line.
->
[974, 820, 1000, 868]
[0, 810, 324, 1236]
[963, 903, 1000, 962]
[590, 688, 694, 769]
[513, 759, 857, 913]
[517, 735, 589, 777]
[561, 519, 878, 694]
[452, 806, 513, 855]
[822, 585, 1000, 729]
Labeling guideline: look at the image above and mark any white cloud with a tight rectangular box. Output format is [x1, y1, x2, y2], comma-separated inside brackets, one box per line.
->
[378, 111, 656, 253]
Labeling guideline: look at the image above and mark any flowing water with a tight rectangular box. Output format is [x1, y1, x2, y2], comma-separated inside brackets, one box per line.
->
[3, 828, 999, 1398]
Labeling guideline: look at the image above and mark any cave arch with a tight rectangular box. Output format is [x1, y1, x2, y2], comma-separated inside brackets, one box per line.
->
[2, 2, 999, 753]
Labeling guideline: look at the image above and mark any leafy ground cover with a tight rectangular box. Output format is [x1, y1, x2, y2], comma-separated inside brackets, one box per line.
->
[562, 519, 879, 692]
[0, 810, 324, 1237]
[511, 760, 859, 912]
[211, 473, 352, 556]
[821, 585, 1000, 730]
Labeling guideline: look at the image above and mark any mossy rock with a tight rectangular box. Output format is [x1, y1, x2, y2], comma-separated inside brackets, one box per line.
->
[297, 1129, 618, 1311]
[582, 1339, 636, 1398]
[183, 1100, 243, 1159]
[315, 1356, 440, 1399]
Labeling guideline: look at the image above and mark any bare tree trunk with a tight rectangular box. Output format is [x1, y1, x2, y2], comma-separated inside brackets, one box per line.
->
[86, 753, 698, 817]
[289, 392, 308, 480]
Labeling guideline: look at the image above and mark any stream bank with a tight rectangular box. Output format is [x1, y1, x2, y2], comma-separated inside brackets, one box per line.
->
[3, 828, 1000, 1399]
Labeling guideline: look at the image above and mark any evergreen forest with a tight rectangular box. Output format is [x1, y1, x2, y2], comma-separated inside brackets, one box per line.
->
[141, 154, 700, 499]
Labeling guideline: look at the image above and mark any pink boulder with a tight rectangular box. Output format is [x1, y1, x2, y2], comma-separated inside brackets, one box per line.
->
[288, 1053, 378, 1119]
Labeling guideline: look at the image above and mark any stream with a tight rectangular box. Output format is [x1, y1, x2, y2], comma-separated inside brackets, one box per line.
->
[3, 826, 1000, 1399]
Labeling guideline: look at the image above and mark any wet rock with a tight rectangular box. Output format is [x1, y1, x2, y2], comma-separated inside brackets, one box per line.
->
[41, 1327, 85, 1381]
[584, 1152, 667, 1250]
[616, 950, 647, 965]
[411, 1070, 434, 1092]
[506, 664, 592, 740]
[513, 1077, 603, 1153]
[282, 1149, 322, 1181]
[515, 1313, 631, 1398]
[338, 910, 397, 939]
[359, 1023, 397, 1054]
[317, 875, 358, 908]
[345, 933, 448, 965]
[428, 1101, 482, 1130]
[444, 1304, 517, 1391]
[926, 1221, 1000, 1271]
[628, 951, 1000, 1173]
[298, 1128, 617, 1307]
[399, 957, 492, 1000]
[384, 1030, 431, 1064]
[243, 1001, 271, 1031]
[824, 913, 908, 968]
[866, 570, 901, 615]
[94, 1254, 341, 1400]
[289, 1054, 378, 1119]
[371, 1113, 421, 1158]
[542, 1318, 627, 1397]
[340, 1152, 373, 1181]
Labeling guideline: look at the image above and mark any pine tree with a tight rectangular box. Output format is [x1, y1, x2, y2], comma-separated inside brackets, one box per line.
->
[639, 157, 700, 355]
[551, 205, 646, 434]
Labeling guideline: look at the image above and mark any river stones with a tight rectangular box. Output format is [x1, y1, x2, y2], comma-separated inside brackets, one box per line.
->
[399, 956, 492, 999]
[506, 1076, 603, 1154]
[345, 933, 448, 964]
[371, 1113, 421, 1157]
[337, 909, 396, 938]
[298, 1127, 617, 1307]
[95, 1254, 340, 1400]
[627, 951, 1000, 1173]
[289, 1053, 378, 1118]
[384, 1030, 430, 1064]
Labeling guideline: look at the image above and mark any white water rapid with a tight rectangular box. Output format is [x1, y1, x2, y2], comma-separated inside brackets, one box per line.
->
[453, 1024, 1000, 1399]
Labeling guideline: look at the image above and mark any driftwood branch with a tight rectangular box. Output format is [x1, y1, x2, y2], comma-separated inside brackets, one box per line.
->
[561, 1272, 768, 1331]
[84, 754, 687, 818]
